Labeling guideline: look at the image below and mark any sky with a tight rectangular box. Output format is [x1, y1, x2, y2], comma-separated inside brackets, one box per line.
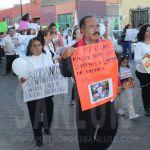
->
[0, 0, 30, 10]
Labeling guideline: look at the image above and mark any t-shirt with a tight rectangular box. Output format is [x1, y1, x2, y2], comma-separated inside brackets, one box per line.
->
[134, 42, 150, 73]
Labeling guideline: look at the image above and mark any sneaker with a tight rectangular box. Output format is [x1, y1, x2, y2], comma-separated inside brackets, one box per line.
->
[129, 114, 140, 120]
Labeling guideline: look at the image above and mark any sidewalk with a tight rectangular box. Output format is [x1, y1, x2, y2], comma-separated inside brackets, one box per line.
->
[0, 62, 149, 150]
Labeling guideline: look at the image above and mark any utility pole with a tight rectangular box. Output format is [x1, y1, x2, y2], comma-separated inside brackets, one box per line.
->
[20, 0, 23, 19]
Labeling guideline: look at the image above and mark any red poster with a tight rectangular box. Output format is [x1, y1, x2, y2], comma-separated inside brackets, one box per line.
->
[71, 40, 118, 111]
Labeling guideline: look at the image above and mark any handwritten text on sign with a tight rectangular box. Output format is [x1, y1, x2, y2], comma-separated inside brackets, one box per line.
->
[22, 65, 68, 102]
[71, 41, 118, 111]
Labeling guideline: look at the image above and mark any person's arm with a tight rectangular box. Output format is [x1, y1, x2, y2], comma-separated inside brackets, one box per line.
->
[134, 42, 143, 63]
[59, 47, 75, 77]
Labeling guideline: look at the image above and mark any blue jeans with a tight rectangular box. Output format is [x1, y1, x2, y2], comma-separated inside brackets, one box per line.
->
[123, 41, 132, 60]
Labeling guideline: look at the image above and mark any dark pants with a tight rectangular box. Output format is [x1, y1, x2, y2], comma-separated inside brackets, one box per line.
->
[27, 96, 53, 141]
[5, 55, 16, 74]
[0, 47, 4, 63]
[135, 70, 150, 111]
[76, 99, 118, 150]
[71, 83, 75, 101]
[123, 41, 132, 60]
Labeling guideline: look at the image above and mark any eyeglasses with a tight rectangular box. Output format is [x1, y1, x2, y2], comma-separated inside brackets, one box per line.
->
[83, 25, 99, 29]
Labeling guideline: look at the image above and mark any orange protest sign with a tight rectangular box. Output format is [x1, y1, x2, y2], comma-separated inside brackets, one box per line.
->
[71, 40, 118, 111]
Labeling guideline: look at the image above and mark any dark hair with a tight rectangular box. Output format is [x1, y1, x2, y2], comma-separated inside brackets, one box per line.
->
[123, 24, 130, 33]
[79, 15, 93, 28]
[26, 37, 45, 56]
[138, 24, 150, 42]
[26, 29, 33, 35]
[119, 55, 130, 68]
[72, 27, 79, 40]
[21, 13, 30, 21]
[37, 29, 51, 46]
[48, 22, 56, 29]
[8, 27, 15, 32]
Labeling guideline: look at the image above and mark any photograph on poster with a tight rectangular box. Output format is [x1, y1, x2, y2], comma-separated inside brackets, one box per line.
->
[89, 78, 113, 103]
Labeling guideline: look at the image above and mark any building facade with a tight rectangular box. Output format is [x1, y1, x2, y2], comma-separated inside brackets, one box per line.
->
[0, 0, 41, 25]
[120, 0, 150, 28]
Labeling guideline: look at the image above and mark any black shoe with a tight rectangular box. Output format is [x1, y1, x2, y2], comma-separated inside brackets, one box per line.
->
[36, 136, 43, 147]
[44, 129, 51, 135]
[145, 111, 150, 117]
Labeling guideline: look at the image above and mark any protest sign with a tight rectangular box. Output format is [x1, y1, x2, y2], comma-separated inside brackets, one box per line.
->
[0, 22, 8, 33]
[28, 23, 40, 30]
[71, 41, 118, 111]
[22, 64, 68, 102]
[125, 29, 138, 41]
[142, 57, 150, 73]
[19, 20, 28, 30]
[119, 71, 134, 90]
[18, 35, 36, 56]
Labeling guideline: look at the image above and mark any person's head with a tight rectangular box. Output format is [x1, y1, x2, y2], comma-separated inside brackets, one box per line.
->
[26, 28, 34, 35]
[26, 37, 45, 56]
[21, 13, 31, 22]
[8, 27, 15, 37]
[119, 55, 129, 68]
[123, 24, 131, 33]
[20, 29, 27, 35]
[59, 27, 63, 36]
[73, 27, 83, 40]
[80, 16, 100, 43]
[48, 22, 56, 34]
[138, 24, 150, 42]
[138, 23, 143, 29]
[37, 29, 51, 46]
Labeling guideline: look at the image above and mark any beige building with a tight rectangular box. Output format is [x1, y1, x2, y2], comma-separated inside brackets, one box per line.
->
[121, 0, 150, 28]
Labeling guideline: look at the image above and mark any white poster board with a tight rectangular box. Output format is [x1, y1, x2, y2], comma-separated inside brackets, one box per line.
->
[125, 29, 138, 41]
[28, 23, 40, 30]
[18, 35, 36, 57]
[22, 64, 68, 102]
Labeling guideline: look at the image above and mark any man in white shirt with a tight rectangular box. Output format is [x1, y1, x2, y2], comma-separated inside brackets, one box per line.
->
[2, 27, 19, 74]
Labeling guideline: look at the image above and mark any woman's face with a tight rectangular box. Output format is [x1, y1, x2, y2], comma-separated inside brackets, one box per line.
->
[144, 27, 150, 39]
[30, 40, 42, 56]
[121, 59, 128, 67]
[44, 32, 51, 43]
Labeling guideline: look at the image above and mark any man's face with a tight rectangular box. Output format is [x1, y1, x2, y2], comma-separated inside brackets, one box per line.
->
[8, 28, 15, 37]
[81, 17, 100, 43]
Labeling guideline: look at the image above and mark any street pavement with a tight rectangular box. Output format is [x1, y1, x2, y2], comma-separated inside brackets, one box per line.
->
[0, 59, 150, 150]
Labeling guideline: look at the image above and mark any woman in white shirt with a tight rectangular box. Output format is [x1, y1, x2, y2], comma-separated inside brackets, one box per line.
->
[37, 29, 60, 63]
[134, 24, 150, 117]
[19, 37, 54, 146]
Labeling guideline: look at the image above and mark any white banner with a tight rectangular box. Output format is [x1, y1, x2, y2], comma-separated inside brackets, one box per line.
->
[125, 29, 138, 41]
[22, 64, 68, 102]
[18, 35, 36, 57]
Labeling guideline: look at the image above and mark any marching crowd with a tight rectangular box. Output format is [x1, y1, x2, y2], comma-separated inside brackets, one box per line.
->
[0, 13, 150, 150]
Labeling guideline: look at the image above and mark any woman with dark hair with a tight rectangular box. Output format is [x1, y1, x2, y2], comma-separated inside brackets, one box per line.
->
[134, 24, 150, 117]
[14, 37, 54, 146]
[21, 13, 32, 22]
[37, 29, 57, 61]
[48, 23, 64, 50]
